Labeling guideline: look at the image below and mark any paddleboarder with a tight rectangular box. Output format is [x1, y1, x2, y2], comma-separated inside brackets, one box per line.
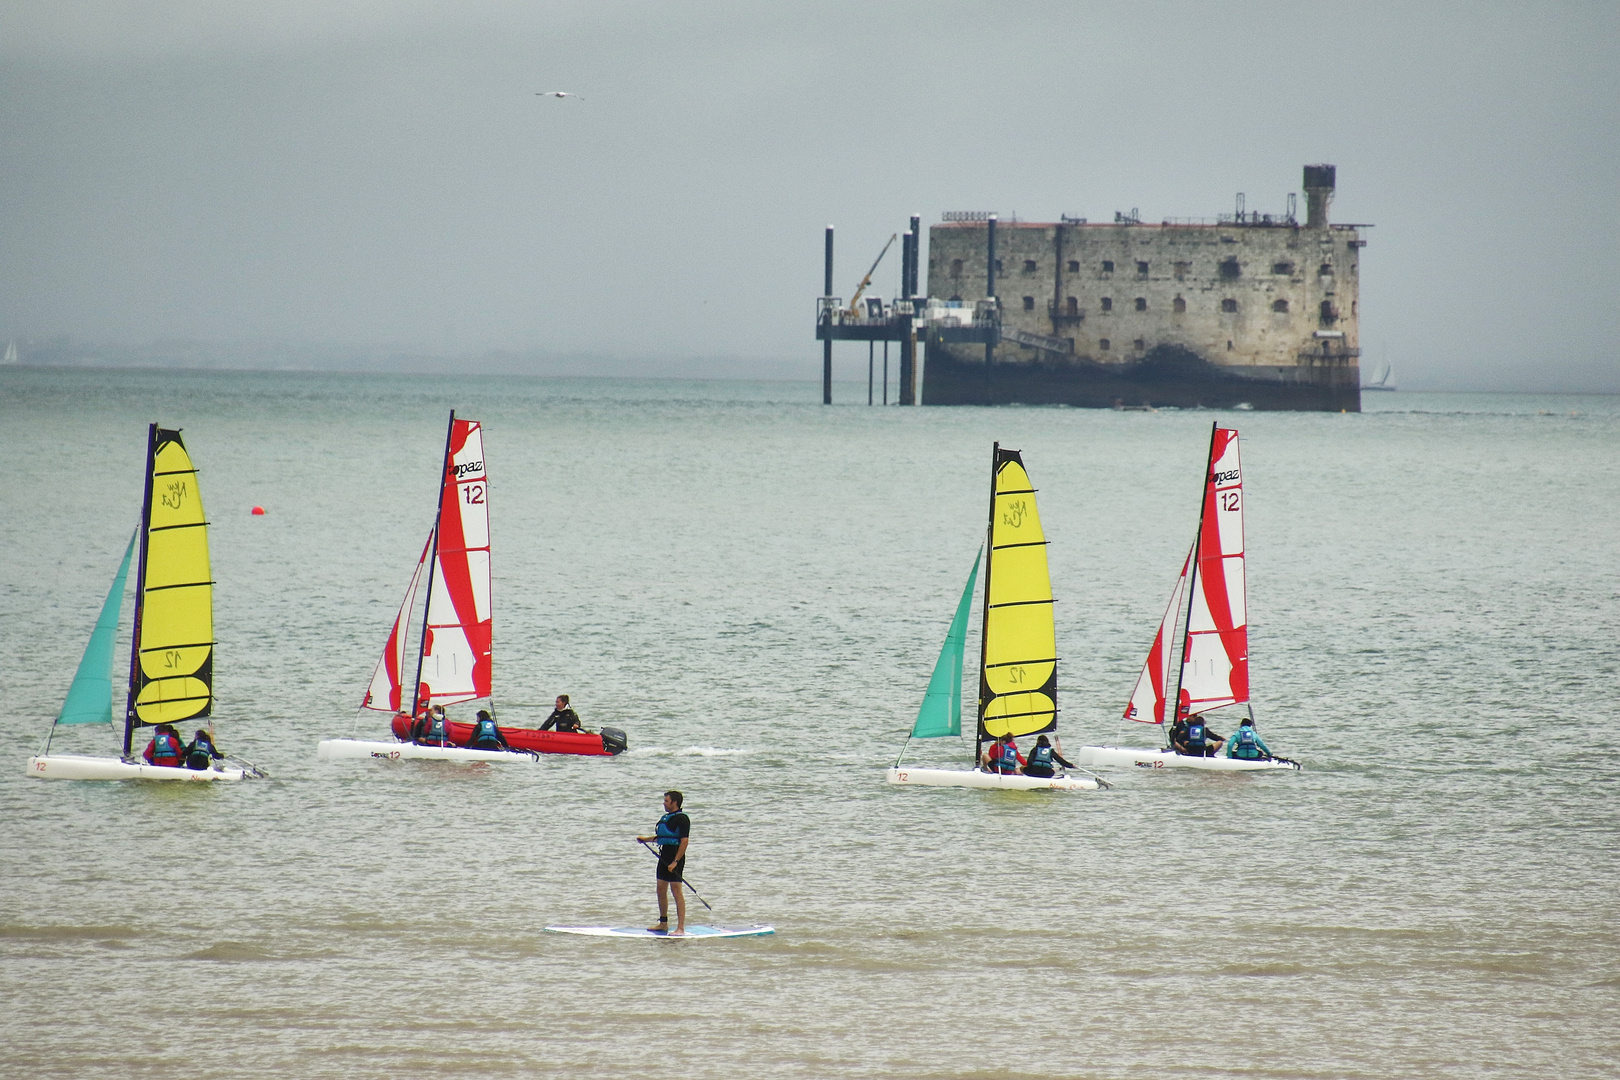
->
[636, 790, 690, 936]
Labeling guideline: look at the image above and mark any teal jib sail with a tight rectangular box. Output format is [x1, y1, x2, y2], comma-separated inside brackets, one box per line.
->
[910, 549, 982, 738]
[56, 530, 137, 726]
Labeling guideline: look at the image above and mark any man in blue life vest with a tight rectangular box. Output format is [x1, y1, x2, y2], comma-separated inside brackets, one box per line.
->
[412, 706, 450, 746]
[469, 710, 508, 751]
[1021, 734, 1076, 778]
[1171, 713, 1224, 757]
[636, 790, 690, 936]
[980, 734, 1025, 775]
[141, 724, 186, 768]
[184, 728, 224, 770]
[1225, 716, 1273, 760]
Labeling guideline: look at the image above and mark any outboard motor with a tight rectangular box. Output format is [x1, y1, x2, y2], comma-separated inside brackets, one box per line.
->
[599, 727, 628, 756]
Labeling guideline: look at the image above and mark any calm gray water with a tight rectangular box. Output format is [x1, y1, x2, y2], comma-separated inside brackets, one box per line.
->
[2, 369, 1617, 1079]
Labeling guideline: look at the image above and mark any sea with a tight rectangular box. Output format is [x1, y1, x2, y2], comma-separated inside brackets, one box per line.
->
[1, 367, 1616, 1079]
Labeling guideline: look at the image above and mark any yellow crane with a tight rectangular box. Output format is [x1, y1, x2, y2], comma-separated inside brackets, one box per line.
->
[847, 233, 898, 317]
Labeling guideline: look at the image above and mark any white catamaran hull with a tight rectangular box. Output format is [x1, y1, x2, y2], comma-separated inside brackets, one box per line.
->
[1073, 745, 1299, 772]
[886, 767, 1099, 791]
[315, 739, 536, 764]
[25, 754, 245, 781]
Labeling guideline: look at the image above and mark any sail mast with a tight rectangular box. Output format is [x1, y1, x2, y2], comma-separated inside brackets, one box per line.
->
[975, 441, 998, 765]
[410, 410, 456, 718]
[122, 423, 158, 756]
[1170, 421, 1219, 731]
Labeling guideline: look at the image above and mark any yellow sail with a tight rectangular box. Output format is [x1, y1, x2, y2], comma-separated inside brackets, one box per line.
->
[978, 446, 1058, 740]
[129, 427, 213, 728]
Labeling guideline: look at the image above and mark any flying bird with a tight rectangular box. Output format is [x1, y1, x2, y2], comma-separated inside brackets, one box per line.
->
[536, 91, 583, 100]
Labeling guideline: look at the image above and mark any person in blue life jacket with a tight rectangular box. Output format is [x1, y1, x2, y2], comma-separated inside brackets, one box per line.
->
[184, 728, 224, 770]
[1170, 713, 1225, 757]
[1021, 734, 1076, 778]
[141, 724, 186, 768]
[980, 734, 1025, 775]
[412, 706, 450, 746]
[469, 710, 508, 750]
[635, 790, 690, 936]
[1225, 716, 1273, 760]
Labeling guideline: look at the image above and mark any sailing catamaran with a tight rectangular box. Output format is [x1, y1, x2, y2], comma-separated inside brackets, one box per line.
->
[317, 412, 625, 763]
[1075, 424, 1298, 772]
[27, 425, 247, 781]
[887, 445, 1100, 791]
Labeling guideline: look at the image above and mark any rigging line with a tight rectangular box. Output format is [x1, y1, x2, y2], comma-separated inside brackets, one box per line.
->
[138, 641, 214, 652]
[991, 540, 1050, 550]
[996, 487, 1038, 495]
[150, 468, 199, 477]
[985, 657, 1058, 668]
[147, 521, 209, 533]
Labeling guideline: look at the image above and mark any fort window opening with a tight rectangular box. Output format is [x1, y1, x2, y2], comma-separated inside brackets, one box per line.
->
[1066, 296, 1079, 315]
[1136, 261, 1150, 277]
[1219, 258, 1241, 280]
[951, 259, 964, 278]
[1173, 296, 1187, 314]
[1023, 260, 1038, 273]
[1272, 261, 1294, 275]
[1101, 297, 1113, 312]
[1098, 339, 1111, 351]
[1023, 296, 1035, 311]
[1272, 299, 1289, 313]
[1174, 261, 1190, 279]
[949, 295, 962, 303]
[1101, 260, 1114, 273]
[1134, 297, 1147, 311]
[994, 259, 1004, 274]
[1067, 260, 1079, 272]
[1352, 301, 1358, 316]
[1221, 298, 1239, 313]
[1320, 300, 1337, 324]
[1318, 263, 1333, 276]
[1133, 338, 1145, 351]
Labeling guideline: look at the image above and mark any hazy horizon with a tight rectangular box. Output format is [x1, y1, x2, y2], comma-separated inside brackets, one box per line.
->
[3, 1, 1616, 393]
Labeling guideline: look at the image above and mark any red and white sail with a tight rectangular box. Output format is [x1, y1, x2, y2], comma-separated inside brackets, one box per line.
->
[417, 418, 493, 707]
[1122, 544, 1192, 725]
[362, 533, 432, 713]
[1177, 426, 1248, 718]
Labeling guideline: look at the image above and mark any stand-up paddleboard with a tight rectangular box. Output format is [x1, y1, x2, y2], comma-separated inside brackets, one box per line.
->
[316, 738, 536, 764]
[544, 924, 774, 939]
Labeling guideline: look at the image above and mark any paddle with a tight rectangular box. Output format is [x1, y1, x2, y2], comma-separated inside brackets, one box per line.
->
[637, 838, 713, 911]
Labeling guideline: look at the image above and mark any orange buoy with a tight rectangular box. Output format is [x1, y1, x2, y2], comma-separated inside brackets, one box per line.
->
[251, 506, 266, 516]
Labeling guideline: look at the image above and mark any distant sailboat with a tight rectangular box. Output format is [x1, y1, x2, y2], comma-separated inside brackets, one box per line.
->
[3, 340, 17, 365]
[887, 444, 1100, 791]
[1075, 425, 1298, 772]
[1364, 361, 1397, 391]
[27, 426, 249, 781]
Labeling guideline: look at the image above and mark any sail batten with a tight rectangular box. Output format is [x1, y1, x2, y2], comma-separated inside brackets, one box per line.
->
[978, 446, 1059, 741]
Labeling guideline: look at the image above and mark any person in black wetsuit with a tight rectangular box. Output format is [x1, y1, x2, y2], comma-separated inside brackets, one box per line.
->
[184, 728, 225, 770]
[635, 790, 690, 936]
[1021, 734, 1075, 778]
[539, 695, 582, 733]
[1170, 714, 1224, 757]
[469, 710, 508, 750]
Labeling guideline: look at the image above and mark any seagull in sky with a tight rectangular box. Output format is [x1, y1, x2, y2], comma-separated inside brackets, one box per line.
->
[536, 91, 583, 100]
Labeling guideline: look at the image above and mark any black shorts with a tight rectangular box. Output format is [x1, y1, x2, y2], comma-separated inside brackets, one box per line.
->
[1023, 764, 1054, 778]
[656, 852, 685, 882]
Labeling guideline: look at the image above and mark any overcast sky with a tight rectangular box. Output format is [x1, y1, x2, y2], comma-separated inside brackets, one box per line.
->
[2, 0, 1616, 390]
